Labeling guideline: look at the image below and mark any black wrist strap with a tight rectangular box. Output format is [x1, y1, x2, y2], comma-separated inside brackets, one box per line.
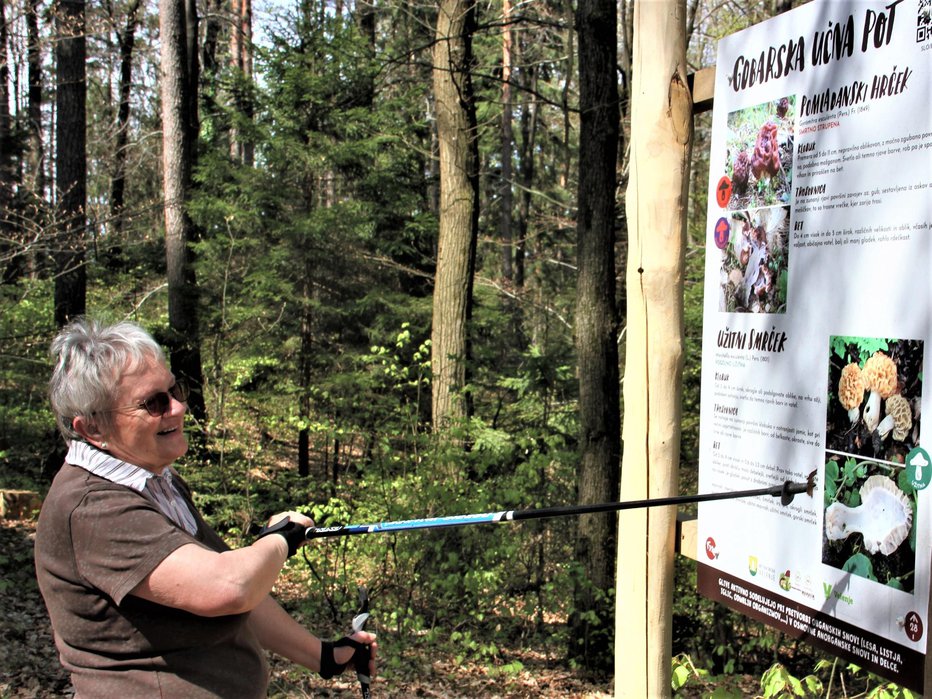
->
[319, 637, 370, 679]
[255, 518, 305, 558]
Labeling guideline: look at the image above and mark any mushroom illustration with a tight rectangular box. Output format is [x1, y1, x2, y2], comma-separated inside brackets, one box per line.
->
[877, 394, 912, 441]
[824, 475, 913, 555]
[862, 352, 898, 433]
[911, 450, 929, 483]
[838, 363, 865, 423]
[751, 122, 781, 181]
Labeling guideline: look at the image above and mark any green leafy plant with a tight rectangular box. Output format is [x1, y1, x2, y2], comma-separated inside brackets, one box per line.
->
[672, 652, 710, 693]
[759, 663, 822, 698]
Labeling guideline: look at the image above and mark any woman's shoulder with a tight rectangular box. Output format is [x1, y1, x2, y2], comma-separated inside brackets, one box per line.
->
[47, 462, 130, 501]
[39, 464, 151, 532]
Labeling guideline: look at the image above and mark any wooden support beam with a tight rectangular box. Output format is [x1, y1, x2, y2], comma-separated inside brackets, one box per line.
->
[675, 512, 697, 561]
[688, 66, 715, 114]
[615, 1, 691, 696]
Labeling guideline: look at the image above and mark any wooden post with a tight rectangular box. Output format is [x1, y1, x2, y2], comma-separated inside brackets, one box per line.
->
[615, 1, 692, 696]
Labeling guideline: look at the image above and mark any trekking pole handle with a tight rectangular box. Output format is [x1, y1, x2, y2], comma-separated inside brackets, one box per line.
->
[352, 587, 372, 699]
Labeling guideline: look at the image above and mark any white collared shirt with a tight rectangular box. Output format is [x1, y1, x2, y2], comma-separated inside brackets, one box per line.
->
[67, 440, 199, 535]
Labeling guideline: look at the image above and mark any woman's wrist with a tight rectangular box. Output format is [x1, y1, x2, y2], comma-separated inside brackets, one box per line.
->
[318, 635, 371, 679]
[254, 518, 307, 558]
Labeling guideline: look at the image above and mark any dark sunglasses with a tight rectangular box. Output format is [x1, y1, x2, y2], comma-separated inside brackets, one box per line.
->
[103, 380, 190, 417]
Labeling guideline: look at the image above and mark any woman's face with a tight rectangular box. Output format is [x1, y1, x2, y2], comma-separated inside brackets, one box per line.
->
[102, 356, 189, 472]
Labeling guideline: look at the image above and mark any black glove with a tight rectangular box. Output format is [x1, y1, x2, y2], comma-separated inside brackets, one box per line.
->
[319, 636, 371, 679]
[255, 517, 306, 558]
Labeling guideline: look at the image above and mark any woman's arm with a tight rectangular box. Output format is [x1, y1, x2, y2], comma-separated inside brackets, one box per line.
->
[129, 536, 289, 616]
[248, 595, 377, 677]
[130, 511, 310, 617]
[249, 595, 324, 669]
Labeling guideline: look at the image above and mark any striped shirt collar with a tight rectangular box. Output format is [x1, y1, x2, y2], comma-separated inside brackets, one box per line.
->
[67, 440, 156, 491]
[67, 440, 198, 535]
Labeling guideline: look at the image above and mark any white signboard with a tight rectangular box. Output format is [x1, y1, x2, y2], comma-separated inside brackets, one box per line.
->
[697, 0, 932, 690]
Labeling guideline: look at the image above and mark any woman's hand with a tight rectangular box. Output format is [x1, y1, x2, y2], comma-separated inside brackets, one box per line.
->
[259, 511, 315, 558]
[336, 630, 378, 678]
[267, 511, 314, 529]
[322, 630, 378, 680]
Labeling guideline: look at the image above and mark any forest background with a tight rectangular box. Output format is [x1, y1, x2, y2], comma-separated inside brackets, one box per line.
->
[1, 0, 903, 697]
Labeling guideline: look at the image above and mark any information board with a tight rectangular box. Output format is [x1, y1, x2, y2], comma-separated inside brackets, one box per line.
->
[697, 0, 932, 690]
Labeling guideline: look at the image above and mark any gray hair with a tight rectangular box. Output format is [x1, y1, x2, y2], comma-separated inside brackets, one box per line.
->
[49, 318, 166, 442]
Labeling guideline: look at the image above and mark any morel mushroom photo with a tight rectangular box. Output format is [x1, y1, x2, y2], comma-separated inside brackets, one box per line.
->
[825, 337, 923, 461]
[724, 96, 795, 210]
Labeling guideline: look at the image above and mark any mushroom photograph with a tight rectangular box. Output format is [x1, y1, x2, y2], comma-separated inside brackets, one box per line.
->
[723, 96, 795, 210]
[821, 461, 917, 592]
[825, 337, 923, 461]
[822, 336, 923, 591]
[718, 205, 789, 313]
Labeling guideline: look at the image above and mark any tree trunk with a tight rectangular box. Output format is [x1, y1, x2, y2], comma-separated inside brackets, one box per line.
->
[515, 39, 538, 293]
[499, 0, 514, 284]
[159, 0, 208, 441]
[615, 1, 691, 696]
[26, 0, 44, 198]
[109, 0, 141, 243]
[240, 0, 253, 169]
[201, 0, 222, 79]
[53, 0, 87, 326]
[230, 0, 254, 166]
[430, 0, 479, 434]
[0, 2, 9, 176]
[0, 2, 9, 174]
[355, 0, 377, 108]
[0, 0, 13, 280]
[570, 0, 620, 675]
[298, 263, 312, 478]
[560, 25, 573, 189]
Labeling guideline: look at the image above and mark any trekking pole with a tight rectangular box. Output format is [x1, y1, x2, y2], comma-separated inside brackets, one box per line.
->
[350, 586, 371, 699]
[306, 470, 816, 540]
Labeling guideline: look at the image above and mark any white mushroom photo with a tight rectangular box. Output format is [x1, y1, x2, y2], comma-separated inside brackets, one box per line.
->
[824, 475, 912, 556]
[823, 336, 924, 590]
[821, 462, 918, 590]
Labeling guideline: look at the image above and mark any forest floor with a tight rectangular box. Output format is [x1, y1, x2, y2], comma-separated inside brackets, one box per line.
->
[0, 518, 615, 698]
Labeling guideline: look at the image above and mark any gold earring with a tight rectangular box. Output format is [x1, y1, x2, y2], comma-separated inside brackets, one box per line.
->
[100, 442, 109, 449]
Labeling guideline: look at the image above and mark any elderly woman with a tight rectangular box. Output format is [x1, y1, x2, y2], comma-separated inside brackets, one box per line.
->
[35, 318, 376, 697]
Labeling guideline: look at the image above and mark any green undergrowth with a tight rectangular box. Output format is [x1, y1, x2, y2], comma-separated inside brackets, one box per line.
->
[672, 653, 918, 699]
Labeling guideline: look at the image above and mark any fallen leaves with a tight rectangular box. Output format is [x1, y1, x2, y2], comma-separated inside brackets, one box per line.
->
[0, 519, 72, 698]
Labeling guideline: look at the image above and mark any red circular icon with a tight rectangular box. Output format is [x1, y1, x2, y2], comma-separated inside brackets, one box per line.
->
[705, 537, 717, 560]
[716, 176, 733, 208]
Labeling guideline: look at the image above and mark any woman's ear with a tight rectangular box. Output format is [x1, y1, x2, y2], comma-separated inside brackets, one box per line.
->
[72, 415, 106, 448]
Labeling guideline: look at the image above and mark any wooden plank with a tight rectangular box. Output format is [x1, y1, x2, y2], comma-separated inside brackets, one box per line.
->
[689, 66, 715, 114]
[675, 512, 697, 560]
